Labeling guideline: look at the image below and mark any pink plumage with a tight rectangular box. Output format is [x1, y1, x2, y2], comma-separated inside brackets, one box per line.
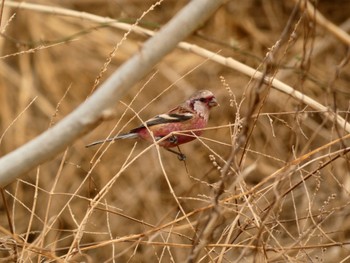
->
[86, 90, 218, 159]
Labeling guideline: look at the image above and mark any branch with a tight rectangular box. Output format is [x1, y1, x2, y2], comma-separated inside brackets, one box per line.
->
[6, 2, 350, 133]
[0, 0, 224, 186]
[295, 0, 350, 46]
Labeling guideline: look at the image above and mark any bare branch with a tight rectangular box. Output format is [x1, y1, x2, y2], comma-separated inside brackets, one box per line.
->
[295, 0, 350, 46]
[5, 2, 350, 133]
[0, 0, 224, 187]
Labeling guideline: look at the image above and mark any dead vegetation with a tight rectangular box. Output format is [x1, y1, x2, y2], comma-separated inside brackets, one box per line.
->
[1, 0, 350, 262]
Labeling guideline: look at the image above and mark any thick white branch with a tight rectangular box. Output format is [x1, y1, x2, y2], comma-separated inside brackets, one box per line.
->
[0, 0, 224, 186]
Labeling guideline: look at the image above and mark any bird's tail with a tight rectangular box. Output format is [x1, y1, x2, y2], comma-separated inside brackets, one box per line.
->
[85, 132, 138, 148]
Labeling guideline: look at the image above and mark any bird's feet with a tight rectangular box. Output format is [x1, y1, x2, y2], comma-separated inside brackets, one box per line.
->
[168, 135, 178, 145]
[177, 153, 186, 161]
[166, 148, 186, 161]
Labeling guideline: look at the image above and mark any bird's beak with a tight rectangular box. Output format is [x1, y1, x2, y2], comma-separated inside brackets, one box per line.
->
[209, 97, 219, 107]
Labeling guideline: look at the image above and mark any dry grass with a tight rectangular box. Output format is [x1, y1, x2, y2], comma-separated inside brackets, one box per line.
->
[1, 0, 350, 262]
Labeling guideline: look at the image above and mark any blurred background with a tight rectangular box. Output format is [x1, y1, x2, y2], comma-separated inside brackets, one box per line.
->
[1, 0, 350, 262]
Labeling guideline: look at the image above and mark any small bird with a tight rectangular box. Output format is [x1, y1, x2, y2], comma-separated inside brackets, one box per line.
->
[86, 90, 218, 160]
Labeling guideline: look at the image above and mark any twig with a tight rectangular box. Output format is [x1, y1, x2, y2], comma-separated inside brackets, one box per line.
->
[295, 0, 350, 46]
[0, 0, 224, 187]
[4, 1, 350, 132]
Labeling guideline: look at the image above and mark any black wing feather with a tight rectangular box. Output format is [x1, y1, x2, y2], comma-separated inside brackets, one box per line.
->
[130, 113, 193, 133]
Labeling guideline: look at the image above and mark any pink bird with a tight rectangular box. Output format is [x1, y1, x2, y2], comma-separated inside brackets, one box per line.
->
[86, 90, 218, 160]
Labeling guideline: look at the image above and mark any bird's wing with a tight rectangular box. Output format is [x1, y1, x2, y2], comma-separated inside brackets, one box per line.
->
[129, 106, 194, 133]
[145, 113, 193, 126]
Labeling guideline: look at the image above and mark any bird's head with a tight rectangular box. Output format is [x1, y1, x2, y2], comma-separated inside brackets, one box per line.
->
[189, 90, 218, 108]
[188, 90, 218, 119]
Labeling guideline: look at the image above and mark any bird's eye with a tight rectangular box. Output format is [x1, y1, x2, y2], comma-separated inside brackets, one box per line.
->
[199, 98, 207, 102]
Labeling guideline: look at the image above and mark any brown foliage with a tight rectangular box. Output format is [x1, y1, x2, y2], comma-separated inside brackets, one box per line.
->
[1, 1, 350, 262]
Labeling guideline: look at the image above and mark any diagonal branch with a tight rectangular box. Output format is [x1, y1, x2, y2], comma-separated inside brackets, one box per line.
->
[5, 2, 350, 135]
[0, 0, 224, 187]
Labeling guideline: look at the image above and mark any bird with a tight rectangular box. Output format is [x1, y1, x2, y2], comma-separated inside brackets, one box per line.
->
[86, 90, 218, 160]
